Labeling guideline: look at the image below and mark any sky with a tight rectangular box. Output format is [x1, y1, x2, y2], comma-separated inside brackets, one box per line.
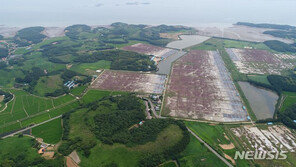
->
[0, 0, 295, 27]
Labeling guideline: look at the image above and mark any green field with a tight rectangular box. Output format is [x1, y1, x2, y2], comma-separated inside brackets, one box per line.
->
[32, 118, 62, 144]
[81, 89, 128, 104]
[34, 75, 63, 96]
[70, 85, 87, 97]
[247, 75, 271, 85]
[223, 39, 271, 50]
[0, 136, 64, 166]
[185, 121, 253, 167]
[280, 92, 296, 112]
[0, 89, 77, 135]
[190, 38, 270, 51]
[177, 134, 227, 167]
[70, 60, 111, 75]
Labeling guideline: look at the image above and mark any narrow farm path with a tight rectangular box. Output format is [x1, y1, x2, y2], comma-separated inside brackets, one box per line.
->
[187, 127, 234, 167]
[1, 115, 62, 139]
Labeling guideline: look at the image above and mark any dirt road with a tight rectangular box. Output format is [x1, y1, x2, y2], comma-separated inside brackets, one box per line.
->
[187, 127, 234, 167]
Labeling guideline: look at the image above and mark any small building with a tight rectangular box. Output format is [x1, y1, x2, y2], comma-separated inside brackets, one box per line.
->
[38, 148, 45, 154]
[293, 120, 296, 123]
[155, 106, 160, 111]
[151, 95, 159, 101]
[247, 116, 251, 120]
[139, 121, 144, 126]
[242, 106, 246, 110]
[267, 122, 273, 125]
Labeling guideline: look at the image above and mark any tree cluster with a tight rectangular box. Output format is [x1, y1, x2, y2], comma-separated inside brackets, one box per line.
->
[65, 24, 92, 40]
[278, 104, 296, 129]
[15, 67, 45, 93]
[267, 75, 296, 92]
[13, 27, 47, 46]
[264, 30, 296, 40]
[75, 50, 156, 71]
[264, 40, 296, 53]
[0, 47, 8, 59]
[0, 90, 13, 103]
[236, 22, 296, 31]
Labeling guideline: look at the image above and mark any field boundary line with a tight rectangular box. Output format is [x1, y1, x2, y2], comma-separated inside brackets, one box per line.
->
[187, 127, 234, 167]
[0, 93, 14, 113]
[1, 115, 62, 139]
[0, 99, 77, 129]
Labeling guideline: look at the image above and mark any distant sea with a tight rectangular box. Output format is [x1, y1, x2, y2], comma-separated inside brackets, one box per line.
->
[1, 0, 296, 27]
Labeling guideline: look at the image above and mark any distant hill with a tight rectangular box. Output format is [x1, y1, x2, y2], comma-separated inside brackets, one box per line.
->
[236, 22, 296, 31]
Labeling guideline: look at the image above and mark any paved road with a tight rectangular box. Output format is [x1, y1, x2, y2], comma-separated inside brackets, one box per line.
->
[187, 127, 234, 167]
[2, 115, 62, 139]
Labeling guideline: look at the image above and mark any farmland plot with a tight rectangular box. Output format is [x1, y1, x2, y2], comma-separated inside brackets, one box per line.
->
[122, 43, 178, 64]
[226, 48, 296, 75]
[232, 125, 296, 152]
[91, 70, 166, 94]
[164, 50, 247, 122]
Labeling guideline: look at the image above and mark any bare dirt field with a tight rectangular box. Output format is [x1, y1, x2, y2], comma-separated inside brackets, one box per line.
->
[232, 125, 296, 152]
[42, 27, 65, 38]
[164, 50, 247, 122]
[226, 48, 296, 75]
[91, 70, 166, 94]
[0, 26, 20, 38]
[196, 25, 294, 44]
[160, 32, 183, 40]
[0, 95, 4, 103]
[166, 35, 210, 50]
[66, 156, 79, 167]
[69, 150, 81, 164]
[122, 43, 177, 64]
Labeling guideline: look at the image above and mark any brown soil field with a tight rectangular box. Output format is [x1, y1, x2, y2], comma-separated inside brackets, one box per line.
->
[91, 70, 166, 94]
[226, 48, 296, 75]
[164, 50, 247, 122]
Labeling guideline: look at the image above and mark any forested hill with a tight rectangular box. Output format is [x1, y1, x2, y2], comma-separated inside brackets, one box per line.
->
[236, 22, 296, 31]
[13, 26, 47, 46]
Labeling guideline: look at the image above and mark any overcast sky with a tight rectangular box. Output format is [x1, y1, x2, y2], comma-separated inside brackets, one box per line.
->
[1, 0, 295, 27]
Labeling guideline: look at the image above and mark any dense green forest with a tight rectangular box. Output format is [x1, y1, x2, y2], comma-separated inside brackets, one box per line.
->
[0, 47, 8, 58]
[278, 104, 296, 129]
[58, 94, 190, 166]
[0, 90, 13, 103]
[13, 27, 47, 46]
[263, 40, 296, 53]
[65, 24, 92, 40]
[0, 136, 64, 167]
[75, 50, 157, 71]
[236, 22, 296, 31]
[264, 30, 296, 40]
[267, 75, 296, 92]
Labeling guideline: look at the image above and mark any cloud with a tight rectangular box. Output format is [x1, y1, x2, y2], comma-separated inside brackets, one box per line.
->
[126, 2, 139, 5]
[125, 2, 151, 6]
[95, 3, 104, 7]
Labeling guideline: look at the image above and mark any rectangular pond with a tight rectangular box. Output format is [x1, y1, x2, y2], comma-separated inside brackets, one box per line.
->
[238, 81, 279, 120]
